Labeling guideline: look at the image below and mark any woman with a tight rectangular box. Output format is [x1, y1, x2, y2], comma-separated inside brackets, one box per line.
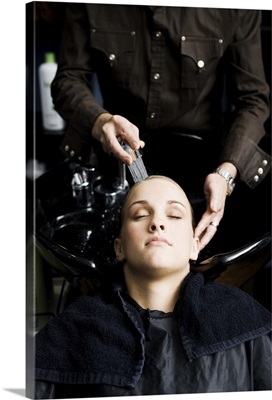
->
[35, 176, 271, 398]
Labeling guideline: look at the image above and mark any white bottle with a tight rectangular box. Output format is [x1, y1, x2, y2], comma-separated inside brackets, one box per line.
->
[38, 52, 65, 132]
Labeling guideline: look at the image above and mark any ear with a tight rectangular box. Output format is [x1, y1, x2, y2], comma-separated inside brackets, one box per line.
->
[114, 237, 126, 262]
[190, 236, 200, 261]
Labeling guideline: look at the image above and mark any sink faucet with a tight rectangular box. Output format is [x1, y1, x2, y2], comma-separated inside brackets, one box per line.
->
[71, 165, 96, 208]
[71, 161, 129, 209]
[92, 161, 129, 208]
[114, 161, 127, 190]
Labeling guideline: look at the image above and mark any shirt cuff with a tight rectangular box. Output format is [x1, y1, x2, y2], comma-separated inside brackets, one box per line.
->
[219, 133, 271, 189]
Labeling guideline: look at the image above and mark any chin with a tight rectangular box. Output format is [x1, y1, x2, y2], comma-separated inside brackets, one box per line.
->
[144, 262, 187, 276]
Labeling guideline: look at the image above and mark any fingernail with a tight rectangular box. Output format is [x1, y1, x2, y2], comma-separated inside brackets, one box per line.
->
[126, 157, 132, 166]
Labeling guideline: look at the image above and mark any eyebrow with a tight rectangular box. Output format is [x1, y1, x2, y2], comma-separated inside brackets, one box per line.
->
[128, 200, 186, 210]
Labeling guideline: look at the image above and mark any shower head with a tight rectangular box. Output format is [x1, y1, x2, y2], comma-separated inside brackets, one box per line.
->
[122, 143, 148, 183]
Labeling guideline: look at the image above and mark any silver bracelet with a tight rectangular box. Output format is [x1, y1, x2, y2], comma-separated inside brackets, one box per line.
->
[214, 167, 236, 196]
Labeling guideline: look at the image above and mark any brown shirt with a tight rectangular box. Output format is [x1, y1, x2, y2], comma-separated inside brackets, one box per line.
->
[52, 4, 270, 188]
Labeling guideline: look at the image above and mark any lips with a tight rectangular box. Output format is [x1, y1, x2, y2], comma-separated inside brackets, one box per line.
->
[145, 236, 172, 246]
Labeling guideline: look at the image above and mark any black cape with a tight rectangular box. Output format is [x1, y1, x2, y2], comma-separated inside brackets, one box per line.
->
[35, 272, 271, 390]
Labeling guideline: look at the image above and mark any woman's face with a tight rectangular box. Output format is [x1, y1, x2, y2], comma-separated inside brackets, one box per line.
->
[114, 177, 199, 278]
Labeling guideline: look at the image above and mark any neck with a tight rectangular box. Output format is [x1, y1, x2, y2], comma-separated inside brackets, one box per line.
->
[123, 266, 189, 312]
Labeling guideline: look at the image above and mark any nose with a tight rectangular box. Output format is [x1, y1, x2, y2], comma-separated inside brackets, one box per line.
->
[150, 222, 165, 232]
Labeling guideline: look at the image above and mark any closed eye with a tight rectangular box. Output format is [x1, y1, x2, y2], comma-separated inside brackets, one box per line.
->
[133, 214, 150, 220]
[168, 215, 182, 219]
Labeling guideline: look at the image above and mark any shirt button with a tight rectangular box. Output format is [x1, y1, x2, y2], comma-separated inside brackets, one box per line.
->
[150, 112, 156, 119]
[131, 31, 136, 36]
[109, 53, 116, 61]
[155, 31, 162, 38]
[181, 36, 186, 41]
[70, 150, 75, 157]
[254, 175, 259, 182]
[262, 159, 268, 166]
[258, 167, 264, 175]
[197, 60, 205, 68]
[64, 145, 69, 152]
[153, 73, 160, 80]
[218, 38, 223, 44]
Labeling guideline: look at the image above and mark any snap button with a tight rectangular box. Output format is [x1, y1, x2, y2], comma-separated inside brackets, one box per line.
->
[91, 28, 96, 33]
[258, 167, 264, 175]
[109, 54, 116, 61]
[131, 31, 136, 36]
[254, 175, 259, 182]
[155, 31, 162, 38]
[153, 73, 160, 80]
[150, 112, 156, 119]
[70, 150, 75, 157]
[64, 145, 69, 152]
[197, 60, 205, 68]
[262, 159, 268, 166]
[218, 38, 223, 44]
[181, 36, 186, 41]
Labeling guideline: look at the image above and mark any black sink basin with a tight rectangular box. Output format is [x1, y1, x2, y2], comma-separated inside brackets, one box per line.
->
[39, 207, 120, 264]
[35, 160, 128, 283]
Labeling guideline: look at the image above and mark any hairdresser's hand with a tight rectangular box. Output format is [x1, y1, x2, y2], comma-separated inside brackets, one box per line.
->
[195, 163, 237, 251]
[91, 113, 145, 165]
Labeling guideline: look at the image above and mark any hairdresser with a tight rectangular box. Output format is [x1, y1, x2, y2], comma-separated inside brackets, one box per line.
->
[51, 4, 271, 251]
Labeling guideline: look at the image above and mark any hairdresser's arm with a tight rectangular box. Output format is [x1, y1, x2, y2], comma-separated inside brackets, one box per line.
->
[52, 4, 144, 164]
[195, 162, 237, 251]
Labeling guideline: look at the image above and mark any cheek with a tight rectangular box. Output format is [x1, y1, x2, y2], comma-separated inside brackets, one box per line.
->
[121, 226, 142, 252]
[174, 226, 194, 249]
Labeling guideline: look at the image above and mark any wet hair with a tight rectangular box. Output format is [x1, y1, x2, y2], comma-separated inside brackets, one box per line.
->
[118, 175, 196, 233]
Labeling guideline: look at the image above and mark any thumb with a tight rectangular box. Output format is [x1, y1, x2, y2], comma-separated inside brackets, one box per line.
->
[209, 194, 220, 213]
[205, 184, 219, 213]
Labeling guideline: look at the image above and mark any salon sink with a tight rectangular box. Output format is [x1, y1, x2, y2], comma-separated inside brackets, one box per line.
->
[34, 160, 271, 310]
[35, 207, 120, 284]
[34, 160, 129, 284]
[40, 206, 119, 259]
